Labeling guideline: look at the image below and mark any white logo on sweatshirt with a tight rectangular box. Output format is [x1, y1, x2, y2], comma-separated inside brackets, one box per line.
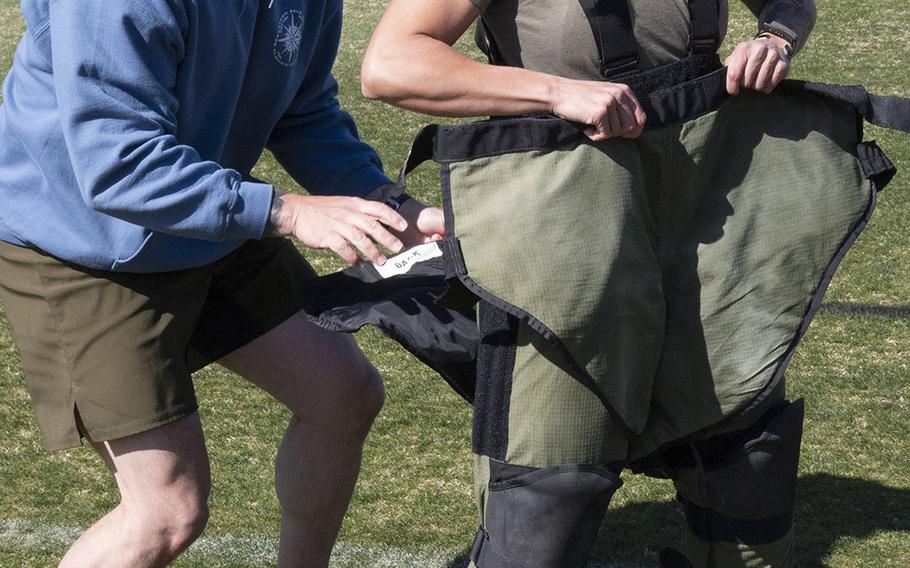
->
[274, 10, 303, 66]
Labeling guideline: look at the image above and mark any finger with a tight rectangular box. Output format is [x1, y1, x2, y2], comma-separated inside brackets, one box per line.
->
[326, 234, 361, 266]
[353, 214, 404, 253]
[616, 96, 646, 138]
[741, 45, 768, 90]
[357, 199, 408, 232]
[614, 95, 641, 136]
[754, 52, 779, 93]
[622, 120, 645, 139]
[726, 50, 747, 95]
[629, 96, 648, 137]
[416, 207, 446, 239]
[339, 224, 387, 265]
[605, 104, 623, 139]
[584, 123, 607, 142]
[631, 97, 648, 129]
[769, 60, 790, 91]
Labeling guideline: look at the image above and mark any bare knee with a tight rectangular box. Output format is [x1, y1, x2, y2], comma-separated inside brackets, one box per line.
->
[349, 361, 385, 426]
[166, 498, 210, 555]
[133, 482, 210, 561]
[301, 358, 385, 436]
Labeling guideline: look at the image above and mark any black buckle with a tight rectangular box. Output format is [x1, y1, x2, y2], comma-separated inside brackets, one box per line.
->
[602, 55, 639, 79]
[688, 35, 719, 55]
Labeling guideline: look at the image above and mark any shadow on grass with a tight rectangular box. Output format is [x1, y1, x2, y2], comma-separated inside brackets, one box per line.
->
[820, 302, 910, 318]
[443, 473, 910, 567]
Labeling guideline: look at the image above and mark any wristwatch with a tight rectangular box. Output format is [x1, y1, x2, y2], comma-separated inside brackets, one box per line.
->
[758, 20, 799, 54]
[754, 32, 793, 60]
[367, 182, 414, 211]
[383, 192, 413, 212]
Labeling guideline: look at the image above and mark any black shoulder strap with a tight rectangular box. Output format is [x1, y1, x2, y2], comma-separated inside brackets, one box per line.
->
[474, 17, 506, 66]
[687, 0, 721, 55]
[484, 0, 720, 79]
[577, 0, 640, 78]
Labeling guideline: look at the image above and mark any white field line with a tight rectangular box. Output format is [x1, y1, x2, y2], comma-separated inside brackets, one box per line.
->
[0, 517, 631, 567]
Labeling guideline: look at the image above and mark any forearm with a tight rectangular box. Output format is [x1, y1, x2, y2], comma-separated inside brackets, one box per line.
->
[743, 0, 817, 53]
[362, 31, 563, 118]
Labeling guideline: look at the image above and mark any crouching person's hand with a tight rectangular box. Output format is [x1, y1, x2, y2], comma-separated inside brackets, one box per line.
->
[265, 190, 408, 266]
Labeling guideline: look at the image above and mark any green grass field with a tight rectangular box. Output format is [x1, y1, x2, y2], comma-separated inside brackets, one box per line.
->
[0, 1, 908, 566]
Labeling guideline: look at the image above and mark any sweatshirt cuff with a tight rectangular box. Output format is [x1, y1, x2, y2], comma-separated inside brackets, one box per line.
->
[332, 163, 393, 198]
[223, 180, 274, 240]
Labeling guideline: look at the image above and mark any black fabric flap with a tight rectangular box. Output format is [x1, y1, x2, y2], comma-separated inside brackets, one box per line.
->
[857, 140, 897, 191]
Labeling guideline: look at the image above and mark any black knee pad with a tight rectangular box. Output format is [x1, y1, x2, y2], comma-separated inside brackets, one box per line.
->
[676, 398, 805, 545]
[471, 460, 622, 568]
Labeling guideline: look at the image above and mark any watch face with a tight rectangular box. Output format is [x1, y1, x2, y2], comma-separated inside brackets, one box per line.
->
[384, 193, 412, 212]
[761, 20, 799, 46]
[384, 195, 403, 211]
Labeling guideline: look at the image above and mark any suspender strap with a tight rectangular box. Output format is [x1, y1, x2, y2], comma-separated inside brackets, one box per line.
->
[687, 0, 721, 54]
[577, 0, 640, 79]
[474, 17, 506, 66]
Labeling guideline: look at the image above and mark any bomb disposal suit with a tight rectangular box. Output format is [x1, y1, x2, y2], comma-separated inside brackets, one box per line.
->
[356, 0, 910, 567]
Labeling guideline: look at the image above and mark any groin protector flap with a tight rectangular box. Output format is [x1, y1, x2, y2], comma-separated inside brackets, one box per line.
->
[442, 86, 873, 442]
[301, 242, 479, 403]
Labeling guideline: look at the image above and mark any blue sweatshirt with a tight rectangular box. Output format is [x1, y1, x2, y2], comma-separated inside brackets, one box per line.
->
[0, 0, 390, 272]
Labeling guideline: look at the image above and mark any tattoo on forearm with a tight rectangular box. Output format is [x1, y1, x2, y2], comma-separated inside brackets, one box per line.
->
[757, 0, 817, 51]
[265, 189, 289, 237]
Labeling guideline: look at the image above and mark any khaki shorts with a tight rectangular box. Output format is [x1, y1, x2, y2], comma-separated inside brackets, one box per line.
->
[0, 238, 317, 450]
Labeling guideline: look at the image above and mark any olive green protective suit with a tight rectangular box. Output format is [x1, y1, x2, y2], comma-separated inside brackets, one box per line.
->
[383, 1, 910, 565]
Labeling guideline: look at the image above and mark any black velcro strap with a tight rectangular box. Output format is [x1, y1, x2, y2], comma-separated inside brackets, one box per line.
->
[470, 528, 525, 568]
[472, 303, 520, 460]
[393, 124, 439, 194]
[857, 140, 897, 191]
[441, 237, 467, 278]
[785, 81, 910, 134]
[687, 0, 720, 54]
[679, 495, 793, 545]
[577, 0, 639, 79]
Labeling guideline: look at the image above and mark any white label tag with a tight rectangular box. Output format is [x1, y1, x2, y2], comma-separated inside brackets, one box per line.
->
[374, 242, 443, 279]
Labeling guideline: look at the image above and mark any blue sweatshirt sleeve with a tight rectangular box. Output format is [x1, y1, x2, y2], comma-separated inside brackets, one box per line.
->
[49, 0, 272, 241]
[267, 7, 391, 197]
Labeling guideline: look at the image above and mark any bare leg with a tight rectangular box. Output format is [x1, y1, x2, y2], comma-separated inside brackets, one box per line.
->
[218, 310, 384, 568]
[58, 413, 211, 568]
